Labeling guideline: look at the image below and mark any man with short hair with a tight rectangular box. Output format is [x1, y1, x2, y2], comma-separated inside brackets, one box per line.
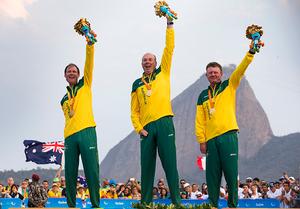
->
[179, 179, 186, 192]
[18, 180, 29, 198]
[130, 16, 180, 205]
[195, 41, 260, 207]
[261, 183, 269, 199]
[61, 28, 100, 208]
[267, 183, 280, 199]
[190, 184, 202, 200]
[279, 181, 292, 208]
[5, 177, 14, 192]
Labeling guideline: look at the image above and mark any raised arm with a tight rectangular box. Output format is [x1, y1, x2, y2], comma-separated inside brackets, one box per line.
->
[83, 44, 95, 87]
[229, 51, 254, 89]
[160, 20, 174, 75]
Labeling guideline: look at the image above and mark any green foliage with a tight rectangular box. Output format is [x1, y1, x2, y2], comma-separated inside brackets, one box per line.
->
[132, 202, 212, 209]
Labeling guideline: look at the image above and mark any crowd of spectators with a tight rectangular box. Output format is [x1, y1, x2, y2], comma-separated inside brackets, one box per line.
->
[0, 173, 299, 208]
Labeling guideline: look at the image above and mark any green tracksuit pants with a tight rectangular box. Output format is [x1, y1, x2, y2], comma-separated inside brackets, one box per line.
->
[140, 116, 181, 205]
[64, 127, 100, 208]
[206, 130, 238, 208]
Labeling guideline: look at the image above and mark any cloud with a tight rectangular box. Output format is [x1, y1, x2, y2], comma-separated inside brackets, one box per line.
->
[0, 0, 36, 19]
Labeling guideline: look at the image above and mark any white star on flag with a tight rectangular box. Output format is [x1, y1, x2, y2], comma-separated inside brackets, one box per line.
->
[49, 155, 57, 162]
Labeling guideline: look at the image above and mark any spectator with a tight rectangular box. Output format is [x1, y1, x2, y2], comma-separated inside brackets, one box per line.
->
[179, 179, 186, 192]
[254, 178, 263, 194]
[157, 180, 165, 190]
[275, 181, 283, 194]
[18, 180, 29, 198]
[128, 178, 141, 192]
[180, 191, 188, 199]
[115, 183, 121, 193]
[288, 177, 295, 185]
[153, 187, 159, 199]
[240, 184, 251, 199]
[117, 184, 126, 198]
[28, 174, 48, 208]
[220, 186, 226, 199]
[201, 183, 209, 200]
[250, 184, 261, 199]
[5, 177, 14, 193]
[48, 183, 62, 198]
[183, 183, 192, 199]
[159, 188, 169, 199]
[6, 184, 24, 200]
[0, 183, 6, 198]
[60, 176, 66, 197]
[238, 183, 244, 199]
[101, 178, 109, 189]
[290, 186, 299, 208]
[261, 183, 269, 199]
[267, 182, 281, 199]
[102, 180, 118, 199]
[279, 181, 292, 208]
[76, 184, 88, 199]
[53, 177, 61, 188]
[190, 184, 202, 200]
[279, 176, 286, 185]
[42, 180, 49, 193]
[246, 177, 253, 192]
[123, 186, 132, 199]
[253, 178, 261, 187]
[196, 192, 203, 200]
[132, 186, 141, 200]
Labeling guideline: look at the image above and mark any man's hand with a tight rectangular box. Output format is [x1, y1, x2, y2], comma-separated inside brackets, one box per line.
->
[90, 30, 97, 38]
[167, 18, 174, 29]
[139, 129, 148, 137]
[200, 143, 207, 154]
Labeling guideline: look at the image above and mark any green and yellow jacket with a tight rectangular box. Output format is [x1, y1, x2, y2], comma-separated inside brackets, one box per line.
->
[61, 44, 96, 139]
[130, 28, 174, 133]
[195, 52, 254, 143]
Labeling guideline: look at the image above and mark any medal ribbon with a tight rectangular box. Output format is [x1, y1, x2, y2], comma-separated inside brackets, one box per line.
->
[67, 86, 76, 114]
[208, 85, 220, 110]
[141, 73, 153, 90]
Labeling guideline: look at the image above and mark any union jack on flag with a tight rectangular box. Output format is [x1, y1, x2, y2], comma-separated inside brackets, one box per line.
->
[42, 141, 64, 154]
[24, 140, 64, 165]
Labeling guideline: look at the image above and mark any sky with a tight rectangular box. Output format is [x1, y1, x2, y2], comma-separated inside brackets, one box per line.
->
[0, 0, 299, 171]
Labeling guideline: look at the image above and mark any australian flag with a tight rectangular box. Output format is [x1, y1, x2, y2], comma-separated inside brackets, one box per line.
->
[23, 140, 64, 165]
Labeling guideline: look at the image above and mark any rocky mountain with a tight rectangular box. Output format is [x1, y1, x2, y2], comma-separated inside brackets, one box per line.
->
[100, 65, 299, 184]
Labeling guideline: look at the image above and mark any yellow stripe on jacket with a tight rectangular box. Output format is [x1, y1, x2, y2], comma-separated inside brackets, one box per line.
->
[130, 28, 174, 133]
[61, 44, 96, 139]
[195, 52, 254, 143]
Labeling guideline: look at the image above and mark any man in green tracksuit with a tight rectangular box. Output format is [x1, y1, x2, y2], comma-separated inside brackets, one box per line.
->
[130, 17, 181, 205]
[195, 44, 260, 207]
[61, 31, 99, 207]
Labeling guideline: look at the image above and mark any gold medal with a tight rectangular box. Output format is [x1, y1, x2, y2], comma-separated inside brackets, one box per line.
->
[141, 73, 154, 97]
[146, 89, 152, 97]
[208, 84, 220, 117]
[67, 87, 76, 118]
